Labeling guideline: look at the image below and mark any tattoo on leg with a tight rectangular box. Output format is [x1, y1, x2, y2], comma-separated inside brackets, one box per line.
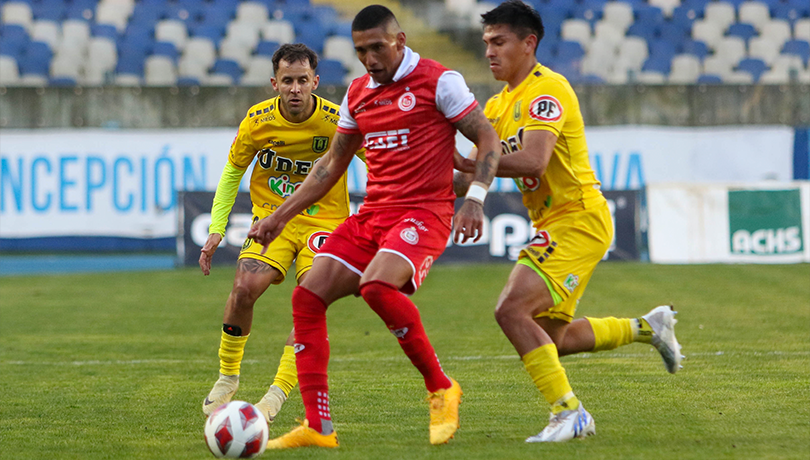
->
[237, 258, 273, 274]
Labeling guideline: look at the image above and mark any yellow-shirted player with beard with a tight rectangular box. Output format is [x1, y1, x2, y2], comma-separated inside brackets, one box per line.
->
[198, 43, 362, 423]
[455, 0, 684, 443]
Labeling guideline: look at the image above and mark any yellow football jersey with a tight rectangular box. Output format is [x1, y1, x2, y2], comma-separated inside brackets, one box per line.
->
[484, 63, 605, 224]
[228, 94, 348, 219]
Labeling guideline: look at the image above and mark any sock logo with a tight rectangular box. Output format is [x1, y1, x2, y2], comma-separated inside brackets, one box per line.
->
[390, 327, 409, 339]
[293, 343, 305, 353]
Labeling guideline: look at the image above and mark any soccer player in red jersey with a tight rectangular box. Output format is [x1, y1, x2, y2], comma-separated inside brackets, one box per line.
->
[248, 4, 501, 449]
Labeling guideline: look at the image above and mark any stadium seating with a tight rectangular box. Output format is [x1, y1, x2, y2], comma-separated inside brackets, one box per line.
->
[2, 0, 810, 86]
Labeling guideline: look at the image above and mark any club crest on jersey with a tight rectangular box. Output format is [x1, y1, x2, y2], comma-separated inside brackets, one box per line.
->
[529, 95, 563, 122]
[312, 136, 329, 153]
[307, 231, 330, 253]
[400, 227, 419, 245]
[398, 92, 416, 112]
[529, 230, 552, 248]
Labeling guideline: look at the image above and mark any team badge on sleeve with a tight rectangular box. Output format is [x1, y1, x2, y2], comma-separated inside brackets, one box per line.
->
[529, 95, 563, 122]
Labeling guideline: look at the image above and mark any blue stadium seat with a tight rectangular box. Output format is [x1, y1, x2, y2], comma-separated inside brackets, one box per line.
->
[255, 41, 280, 57]
[0, 24, 29, 58]
[541, 0, 576, 19]
[658, 22, 689, 44]
[152, 41, 179, 61]
[649, 39, 678, 60]
[726, 23, 758, 42]
[680, 39, 710, 61]
[736, 58, 768, 82]
[211, 59, 242, 82]
[119, 30, 153, 57]
[92, 24, 118, 40]
[312, 5, 339, 26]
[635, 5, 665, 28]
[296, 20, 327, 54]
[696, 74, 723, 84]
[19, 44, 52, 77]
[49, 76, 77, 86]
[573, 2, 604, 26]
[555, 40, 585, 61]
[188, 23, 225, 44]
[165, 3, 204, 24]
[176, 76, 201, 86]
[672, 5, 704, 28]
[116, 55, 145, 77]
[536, 42, 555, 65]
[32, 0, 65, 22]
[329, 21, 352, 38]
[772, 5, 803, 24]
[129, 4, 164, 28]
[626, 22, 658, 42]
[200, 3, 237, 25]
[574, 74, 606, 85]
[721, 0, 748, 8]
[787, 0, 810, 14]
[782, 40, 810, 66]
[65, 0, 97, 21]
[642, 56, 671, 74]
[317, 58, 344, 85]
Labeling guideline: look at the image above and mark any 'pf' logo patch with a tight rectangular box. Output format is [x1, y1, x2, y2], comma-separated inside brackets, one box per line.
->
[529, 230, 552, 248]
[400, 227, 419, 245]
[398, 92, 416, 112]
[529, 95, 563, 122]
[307, 231, 330, 253]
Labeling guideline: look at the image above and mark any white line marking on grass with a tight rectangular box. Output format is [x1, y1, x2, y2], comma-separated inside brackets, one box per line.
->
[2, 350, 807, 366]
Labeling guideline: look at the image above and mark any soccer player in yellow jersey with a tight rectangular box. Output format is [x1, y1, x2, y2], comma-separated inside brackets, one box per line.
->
[455, 1, 684, 442]
[198, 44, 360, 423]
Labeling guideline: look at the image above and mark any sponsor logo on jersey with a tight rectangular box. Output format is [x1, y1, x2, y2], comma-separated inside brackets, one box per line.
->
[563, 274, 579, 293]
[312, 136, 329, 153]
[268, 174, 302, 198]
[365, 129, 410, 150]
[294, 343, 305, 353]
[403, 217, 428, 232]
[398, 92, 416, 112]
[307, 231, 331, 253]
[400, 226, 419, 245]
[529, 95, 563, 122]
[390, 327, 409, 339]
[374, 98, 392, 106]
[528, 230, 551, 248]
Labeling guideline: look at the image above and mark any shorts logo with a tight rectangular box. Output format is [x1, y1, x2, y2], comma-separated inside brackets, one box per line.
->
[398, 92, 416, 112]
[563, 274, 579, 293]
[529, 95, 563, 122]
[390, 327, 409, 339]
[529, 230, 551, 248]
[400, 227, 419, 245]
[417, 256, 434, 286]
[307, 231, 331, 253]
[294, 343, 305, 353]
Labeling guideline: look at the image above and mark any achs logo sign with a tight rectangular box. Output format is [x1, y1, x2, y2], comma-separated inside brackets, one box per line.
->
[529, 95, 563, 122]
[729, 189, 803, 255]
[398, 92, 416, 111]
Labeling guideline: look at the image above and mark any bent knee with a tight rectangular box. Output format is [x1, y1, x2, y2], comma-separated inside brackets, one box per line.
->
[229, 284, 260, 308]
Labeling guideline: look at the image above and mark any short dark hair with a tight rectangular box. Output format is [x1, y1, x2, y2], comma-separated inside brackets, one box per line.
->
[271, 43, 318, 75]
[481, 0, 544, 51]
[352, 4, 399, 32]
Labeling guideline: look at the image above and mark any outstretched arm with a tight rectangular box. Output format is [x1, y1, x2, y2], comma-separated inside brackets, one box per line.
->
[455, 129, 557, 179]
[452, 106, 500, 243]
[247, 131, 364, 250]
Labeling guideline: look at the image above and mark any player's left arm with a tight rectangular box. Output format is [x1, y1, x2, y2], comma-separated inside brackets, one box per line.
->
[486, 129, 556, 178]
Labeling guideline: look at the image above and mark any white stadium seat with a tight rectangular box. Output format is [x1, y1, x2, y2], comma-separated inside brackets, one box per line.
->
[182, 38, 217, 69]
[226, 21, 261, 49]
[0, 55, 21, 85]
[144, 55, 177, 86]
[713, 37, 747, 66]
[344, 58, 367, 85]
[324, 35, 356, 68]
[219, 38, 252, 68]
[115, 74, 142, 86]
[692, 20, 724, 49]
[87, 37, 117, 72]
[648, 0, 680, 17]
[445, 0, 477, 16]
[602, 2, 634, 32]
[795, 19, 810, 41]
[724, 71, 754, 84]
[19, 74, 49, 86]
[748, 37, 783, 65]
[61, 19, 91, 50]
[241, 57, 274, 86]
[50, 55, 82, 79]
[262, 20, 295, 44]
[758, 68, 789, 84]
[636, 71, 666, 84]
[593, 21, 624, 47]
[760, 20, 792, 45]
[2, 2, 34, 31]
[561, 19, 592, 50]
[669, 54, 701, 84]
[206, 73, 235, 86]
[703, 55, 733, 76]
[236, 2, 269, 27]
[95, 2, 130, 32]
[738, 1, 770, 31]
[771, 55, 805, 75]
[617, 37, 649, 69]
[704, 2, 736, 32]
[155, 20, 188, 51]
[31, 21, 61, 50]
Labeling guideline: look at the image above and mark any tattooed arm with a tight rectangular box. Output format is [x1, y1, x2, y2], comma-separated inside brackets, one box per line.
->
[248, 131, 363, 249]
[451, 105, 501, 244]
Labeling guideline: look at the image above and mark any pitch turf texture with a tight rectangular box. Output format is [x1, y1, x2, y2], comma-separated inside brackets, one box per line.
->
[1, 263, 808, 459]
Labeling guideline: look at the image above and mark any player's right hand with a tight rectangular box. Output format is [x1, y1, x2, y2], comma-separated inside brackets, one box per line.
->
[199, 233, 222, 276]
[247, 216, 285, 255]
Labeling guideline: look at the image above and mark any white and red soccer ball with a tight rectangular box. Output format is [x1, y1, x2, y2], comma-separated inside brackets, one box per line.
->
[204, 401, 268, 458]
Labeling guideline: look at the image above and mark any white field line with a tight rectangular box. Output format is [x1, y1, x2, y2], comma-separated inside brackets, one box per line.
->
[2, 350, 808, 366]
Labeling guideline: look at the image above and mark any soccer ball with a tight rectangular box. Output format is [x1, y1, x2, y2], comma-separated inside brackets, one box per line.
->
[204, 401, 268, 458]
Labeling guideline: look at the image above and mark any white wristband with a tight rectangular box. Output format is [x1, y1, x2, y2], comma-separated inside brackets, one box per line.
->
[465, 183, 488, 205]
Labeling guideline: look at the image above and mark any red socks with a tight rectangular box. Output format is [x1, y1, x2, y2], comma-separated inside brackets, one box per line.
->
[291, 286, 332, 434]
[359, 280, 452, 393]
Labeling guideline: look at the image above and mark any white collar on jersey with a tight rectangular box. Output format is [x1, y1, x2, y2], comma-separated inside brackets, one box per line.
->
[366, 46, 420, 88]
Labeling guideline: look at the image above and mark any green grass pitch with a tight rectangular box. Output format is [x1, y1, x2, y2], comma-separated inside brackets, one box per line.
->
[1, 262, 808, 459]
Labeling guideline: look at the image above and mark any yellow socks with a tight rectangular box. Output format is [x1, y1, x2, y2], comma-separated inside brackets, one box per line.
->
[586, 317, 636, 351]
[523, 344, 577, 414]
[218, 330, 249, 376]
[271, 345, 298, 396]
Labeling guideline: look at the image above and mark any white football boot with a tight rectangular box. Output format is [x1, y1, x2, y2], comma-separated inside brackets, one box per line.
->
[202, 373, 239, 416]
[642, 305, 684, 374]
[526, 403, 595, 443]
[254, 385, 287, 424]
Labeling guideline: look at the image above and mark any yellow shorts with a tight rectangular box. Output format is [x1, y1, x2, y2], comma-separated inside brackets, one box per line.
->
[240, 213, 344, 284]
[518, 202, 613, 322]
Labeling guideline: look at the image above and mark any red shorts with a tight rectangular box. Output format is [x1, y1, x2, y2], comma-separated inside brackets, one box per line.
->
[315, 206, 452, 294]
